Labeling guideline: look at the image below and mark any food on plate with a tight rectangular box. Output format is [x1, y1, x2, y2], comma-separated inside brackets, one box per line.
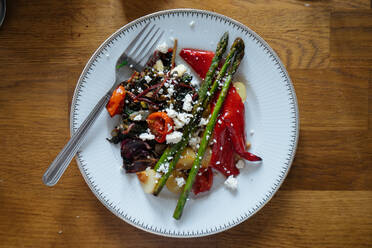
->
[106, 32, 262, 219]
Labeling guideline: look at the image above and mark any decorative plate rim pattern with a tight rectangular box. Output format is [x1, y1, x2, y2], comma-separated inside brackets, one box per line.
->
[70, 8, 299, 238]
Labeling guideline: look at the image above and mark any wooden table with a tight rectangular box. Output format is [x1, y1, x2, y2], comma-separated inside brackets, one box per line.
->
[0, 1, 371, 247]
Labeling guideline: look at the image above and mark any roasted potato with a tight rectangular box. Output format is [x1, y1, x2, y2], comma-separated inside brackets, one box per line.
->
[233, 82, 247, 102]
[166, 170, 186, 194]
[136, 168, 158, 194]
[176, 147, 196, 170]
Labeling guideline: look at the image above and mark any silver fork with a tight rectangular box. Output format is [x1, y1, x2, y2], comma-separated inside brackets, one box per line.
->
[43, 22, 164, 186]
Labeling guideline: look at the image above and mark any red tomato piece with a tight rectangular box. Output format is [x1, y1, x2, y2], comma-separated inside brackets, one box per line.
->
[146, 112, 174, 143]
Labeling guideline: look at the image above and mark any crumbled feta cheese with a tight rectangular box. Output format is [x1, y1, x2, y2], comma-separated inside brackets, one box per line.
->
[173, 118, 185, 129]
[216, 161, 221, 165]
[189, 136, 201, 150]
[199, 117, 209, 126]
[166, 131, 183, 144]
[157, 42, 168, 53]
[224, 175, 238, 190]
[171, 64, 187, 77]
[139, 132, 155, 141]
[167, 85, 175, 95]
[158, 88, 163, 94]
[154, 60, 164, 72]
[137, 87, 143, 93]
[183, 94, 193, 112]
[166, 105, 177, 118]
[158, 162, 169, 174]
[144, 75, 152, 83]
[175, 177, 186, 187]
[133, 114, 142, 121]
[236, 160, 245, 169]
[177, 112, 192, 124]
[139, 129, 155, 141]
[217, 119, 222, 125]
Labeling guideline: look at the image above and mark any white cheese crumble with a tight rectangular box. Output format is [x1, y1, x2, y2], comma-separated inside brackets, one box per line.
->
[158, 162, 169, 174]
[173, 118, 185, 129]
[199, 117, 209, 126]
[236, 160, 245, 169]
[175, 177, 186, 187]
[144, 75, 152, 83]
[133, 114, 142, 121]
[224, 175, 238, 190]
[189, 136, 201, 150]
[167, 84, 175, 95]
[157, 42, 168, 53]
[171, 64, 187, 77]
[183, 94, 193, 112]
[165, 104, 177, 118]
[166, 131, 183, 144]
[189, 20, 195, 28]
[139, 129, 155, 141]
[177, 112, 192, 124]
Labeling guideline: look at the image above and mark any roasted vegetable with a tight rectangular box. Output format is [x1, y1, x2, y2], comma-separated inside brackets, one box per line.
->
[173, 37, 246, 220]
[147, 112, 174, 143]
[121, 138, 156, 173]
[106, 85, 126, 117]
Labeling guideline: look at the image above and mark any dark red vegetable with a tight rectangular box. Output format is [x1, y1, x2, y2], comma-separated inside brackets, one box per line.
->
[192, 167, 213, 195]
[179, 48, 215, 79]
[210, 86, 262, 177]
[121, 138, 156, 173]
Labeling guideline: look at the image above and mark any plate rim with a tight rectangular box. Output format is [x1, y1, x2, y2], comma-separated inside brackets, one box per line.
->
[70, 8, 299, 238]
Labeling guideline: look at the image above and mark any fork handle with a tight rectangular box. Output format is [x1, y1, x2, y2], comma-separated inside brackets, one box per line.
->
[42, 91, 112, 186]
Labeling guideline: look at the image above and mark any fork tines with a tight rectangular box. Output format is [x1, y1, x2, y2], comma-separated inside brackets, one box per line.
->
[120, 22, 164, 72]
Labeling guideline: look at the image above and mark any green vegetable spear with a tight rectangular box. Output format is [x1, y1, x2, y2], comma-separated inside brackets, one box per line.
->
[173, 38, 245, 220]
[152, 32, 229, 195]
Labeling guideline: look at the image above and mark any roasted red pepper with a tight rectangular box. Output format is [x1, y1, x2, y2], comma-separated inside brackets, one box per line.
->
[179, 48, 215, 79]
[106, 85, 126, 117]
[192, 167, 213, 195]
[210, 86, 262, 177]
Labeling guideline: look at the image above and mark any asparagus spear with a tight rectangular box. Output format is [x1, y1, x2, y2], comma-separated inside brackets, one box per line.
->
[173, 38, 245, 220]
[153, 35, 244, 196]
[152, 33, 229, 195]
[152, 36, 244, 196]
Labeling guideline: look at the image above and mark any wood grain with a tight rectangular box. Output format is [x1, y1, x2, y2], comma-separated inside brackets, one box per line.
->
[331, 10, 372, 67]
[0, 0, 371, 247]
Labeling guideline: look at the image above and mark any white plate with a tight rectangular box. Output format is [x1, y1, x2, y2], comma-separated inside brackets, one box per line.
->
[70, 9, 299, 238]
